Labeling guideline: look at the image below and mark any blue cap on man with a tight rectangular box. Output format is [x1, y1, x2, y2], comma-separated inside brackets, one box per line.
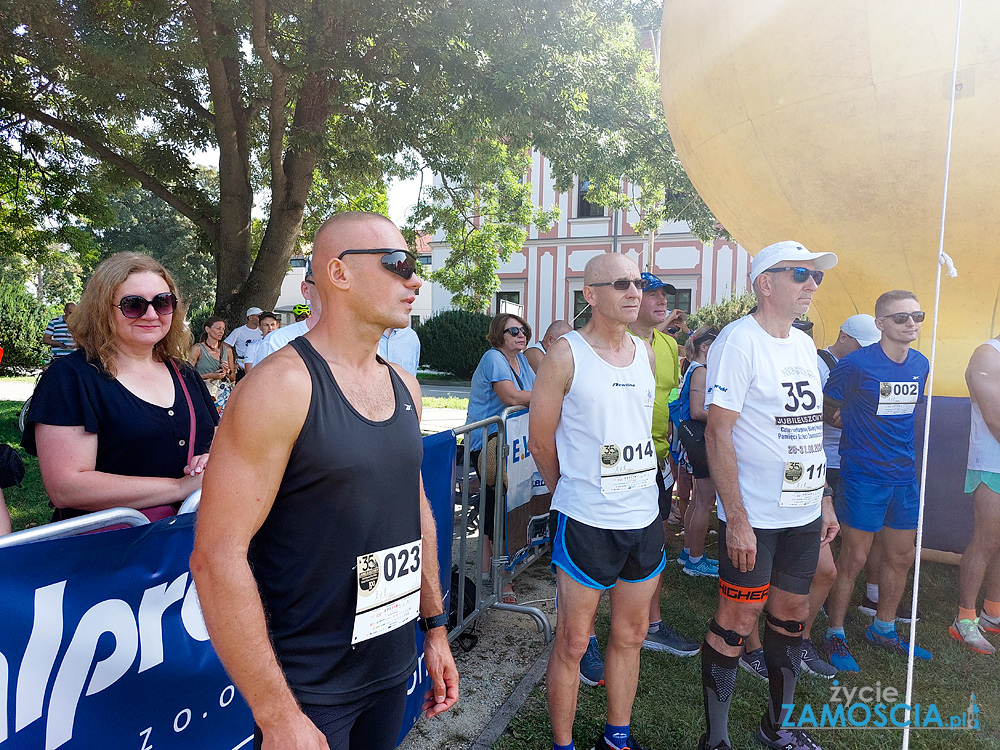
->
[640, 272, 677, 295]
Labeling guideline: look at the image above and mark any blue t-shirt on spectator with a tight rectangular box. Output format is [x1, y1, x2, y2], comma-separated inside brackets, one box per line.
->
[464, 349, 535, 451]
[824, 343, 929, 485]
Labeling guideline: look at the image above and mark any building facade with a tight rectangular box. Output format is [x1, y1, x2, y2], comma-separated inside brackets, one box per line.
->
[429, 151, 750, 335]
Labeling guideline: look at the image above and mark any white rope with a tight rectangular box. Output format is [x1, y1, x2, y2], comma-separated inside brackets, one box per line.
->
[902, 1, 963, 747]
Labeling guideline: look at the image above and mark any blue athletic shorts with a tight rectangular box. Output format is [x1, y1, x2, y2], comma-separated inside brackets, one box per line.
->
[550, 510, 666, 590]
[834, 477, 919, 532]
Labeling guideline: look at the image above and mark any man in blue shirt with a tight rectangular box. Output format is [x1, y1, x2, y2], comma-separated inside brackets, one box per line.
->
[823, 290, 932, 670]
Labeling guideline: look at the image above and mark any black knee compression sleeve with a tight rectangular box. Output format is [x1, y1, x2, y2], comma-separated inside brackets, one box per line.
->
[701, 639, 739, 747]
[762, 625, 804, 731]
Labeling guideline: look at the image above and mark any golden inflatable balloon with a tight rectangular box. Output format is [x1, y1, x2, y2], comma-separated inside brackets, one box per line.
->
[660, 0, 997, 397]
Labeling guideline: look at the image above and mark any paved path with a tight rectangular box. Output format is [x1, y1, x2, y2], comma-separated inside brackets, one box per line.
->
[418, 380, 471, 399]
[0, 380, 34, 403]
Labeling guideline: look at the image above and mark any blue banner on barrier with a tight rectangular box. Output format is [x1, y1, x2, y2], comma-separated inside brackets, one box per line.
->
[0, 431, 457, 750]
[0, 513, 252, 750]
[395, 430, 456, 744]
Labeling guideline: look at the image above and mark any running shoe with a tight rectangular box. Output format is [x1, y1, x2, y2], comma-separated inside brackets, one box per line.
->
[864, 624, 932, 660]
[800, 638, 838, 678]
[684, 555, 720, 578]
[823, 634, 859, 672]
[755, 721, 824, 749]
[666, 505, 683, 525]
[979, 610, 1000, 634]
[642, 623, 700, 656]
[580, 638, 605, 686]
[593, 732, 650, 750]
[739, 647, 768, 681]
[949, 617, 996, 655]
[697, 735, 731, 750]
[858, 594, 922, 623]
[676, 548, 689, 566]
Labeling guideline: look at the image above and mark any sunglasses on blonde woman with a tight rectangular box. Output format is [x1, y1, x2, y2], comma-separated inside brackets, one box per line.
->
[115, 293, 178, 318]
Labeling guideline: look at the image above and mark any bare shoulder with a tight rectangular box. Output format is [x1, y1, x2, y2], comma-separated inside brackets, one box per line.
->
[535, 336, 575, 396]
[224, 345, 311, 443]
[641, 337, 655, 369]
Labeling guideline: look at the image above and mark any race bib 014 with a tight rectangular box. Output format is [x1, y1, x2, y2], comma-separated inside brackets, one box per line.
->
[600, 439, 656, 493]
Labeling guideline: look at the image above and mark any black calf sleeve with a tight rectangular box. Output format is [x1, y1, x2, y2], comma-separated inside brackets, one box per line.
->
[762, 625, 804, 731]
[701, 639, 739, 747]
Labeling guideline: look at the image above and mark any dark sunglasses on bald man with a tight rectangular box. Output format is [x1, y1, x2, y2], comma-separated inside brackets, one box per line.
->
[116, 292, 178, 318]
[763, 267, 825, 285]
[338, 248, 418, 279]
[589, 278, 648, 291]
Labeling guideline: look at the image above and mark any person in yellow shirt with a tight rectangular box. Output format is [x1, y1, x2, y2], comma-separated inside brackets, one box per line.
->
[627, 272, 701, 657]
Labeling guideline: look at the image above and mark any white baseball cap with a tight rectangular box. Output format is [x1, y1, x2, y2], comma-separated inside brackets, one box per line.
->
[246, 307, 263, 317]
[749, 241, 838, 285]
[840, 314, 881, 347]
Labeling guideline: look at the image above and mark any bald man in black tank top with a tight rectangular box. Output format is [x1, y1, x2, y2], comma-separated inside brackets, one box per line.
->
[191, 212, 458, 750]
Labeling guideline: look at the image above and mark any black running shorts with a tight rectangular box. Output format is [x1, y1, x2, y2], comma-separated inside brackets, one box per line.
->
[550, 510, 666, 590]
[717, 517, 822, 600]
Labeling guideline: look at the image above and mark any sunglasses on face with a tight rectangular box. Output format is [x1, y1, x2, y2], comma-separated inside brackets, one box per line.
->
[763, 267, 825, 285]
[589, 278, 648, 291]
[504, 326, 527, 337]
[338, 248, 418, 279]
[879, 311, 926, 324]
[115, 292, 178, 318]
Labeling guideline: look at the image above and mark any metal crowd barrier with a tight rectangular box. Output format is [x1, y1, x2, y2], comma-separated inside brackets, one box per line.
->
[451, 416, 551, 644]
[0, 507, 150, 549]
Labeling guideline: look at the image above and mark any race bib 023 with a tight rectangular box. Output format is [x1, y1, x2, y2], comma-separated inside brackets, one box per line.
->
[877, 381, 919, 415]
[600, 439, 656, 493]
[352, 538, 422, 644]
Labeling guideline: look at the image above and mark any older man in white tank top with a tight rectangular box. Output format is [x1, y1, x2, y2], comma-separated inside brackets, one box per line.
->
[952, 335, 1000, 653]
[530, 253, 662, 750]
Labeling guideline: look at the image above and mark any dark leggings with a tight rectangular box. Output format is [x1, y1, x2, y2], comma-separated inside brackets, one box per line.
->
[253, 681, 408, 750]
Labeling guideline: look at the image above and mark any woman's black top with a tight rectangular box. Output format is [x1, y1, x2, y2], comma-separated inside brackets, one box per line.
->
[248, 336, 422, 705]
[22, 349, 218, 508]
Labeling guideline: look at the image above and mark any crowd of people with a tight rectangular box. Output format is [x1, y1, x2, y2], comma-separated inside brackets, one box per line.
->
[4, 220, 1000, 750]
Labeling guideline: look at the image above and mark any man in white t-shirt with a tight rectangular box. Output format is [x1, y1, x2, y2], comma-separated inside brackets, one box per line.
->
[225, 307, 263, 379]
[699, 241, 840, 750]
[524, 320, 572, 373]
[530, 254, 661, 750]
[250, 258, 322, 367]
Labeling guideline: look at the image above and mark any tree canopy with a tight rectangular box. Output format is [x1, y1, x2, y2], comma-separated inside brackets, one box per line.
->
[1, 0, 718, 316]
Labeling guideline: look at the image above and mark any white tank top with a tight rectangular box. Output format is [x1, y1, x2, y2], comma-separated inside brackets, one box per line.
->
[550, 331, 659, 530]
[968, 339, 1000, 473]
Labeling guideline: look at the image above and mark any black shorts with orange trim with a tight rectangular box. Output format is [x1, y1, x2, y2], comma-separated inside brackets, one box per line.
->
[717, 517, 821, 600]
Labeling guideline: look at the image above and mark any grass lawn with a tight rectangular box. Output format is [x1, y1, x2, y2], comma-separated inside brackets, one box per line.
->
[422, 396, 469, 410]
[1, 401, 51, 531]
[496, 529, 1000, 750]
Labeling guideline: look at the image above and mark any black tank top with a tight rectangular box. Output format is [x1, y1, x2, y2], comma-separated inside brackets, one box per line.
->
[248, 336, 422, 705]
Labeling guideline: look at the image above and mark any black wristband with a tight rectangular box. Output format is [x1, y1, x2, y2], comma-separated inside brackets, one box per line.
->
[419, 613, 449, 631]
[823, 486, 834, 498]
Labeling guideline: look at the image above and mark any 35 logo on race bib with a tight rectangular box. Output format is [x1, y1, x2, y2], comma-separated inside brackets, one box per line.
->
[600, 439, 656, 493]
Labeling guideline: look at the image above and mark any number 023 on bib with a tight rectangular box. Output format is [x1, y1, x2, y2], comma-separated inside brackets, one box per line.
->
[353, 539, 422, 644]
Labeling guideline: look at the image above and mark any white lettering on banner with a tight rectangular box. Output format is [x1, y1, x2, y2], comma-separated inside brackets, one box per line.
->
[504, 411, 537, 513]
[0, 572, 221, 750]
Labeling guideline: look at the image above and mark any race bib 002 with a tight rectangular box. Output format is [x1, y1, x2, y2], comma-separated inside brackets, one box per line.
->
[352, 539, 422, 644]
[779, 461, 825, 507]
[600, 439, 656, 493]
[877, 381, 919, 415]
